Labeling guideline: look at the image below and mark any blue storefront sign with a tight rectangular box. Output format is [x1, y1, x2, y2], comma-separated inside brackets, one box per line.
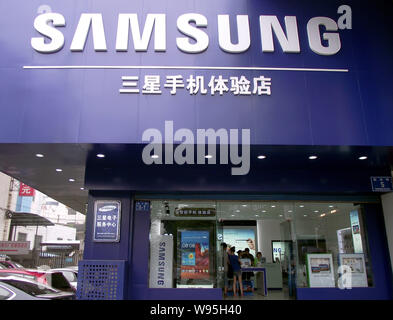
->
[93, 200, 121, 242]
[370, 177, 393, 192]
[0, 0, 392, 147]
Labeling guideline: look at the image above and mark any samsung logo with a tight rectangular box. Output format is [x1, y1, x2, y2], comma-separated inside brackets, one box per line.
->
[31, 5, 352, 56]
[99, 205, 117, 212]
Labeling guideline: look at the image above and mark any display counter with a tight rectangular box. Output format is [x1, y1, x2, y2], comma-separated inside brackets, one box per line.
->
[259, 263, 283, 289]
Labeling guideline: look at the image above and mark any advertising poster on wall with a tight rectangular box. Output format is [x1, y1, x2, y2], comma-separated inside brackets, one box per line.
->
[350, 210, 364, 253]
[180, 230, 210, 280]
[338, 253, 368, 287]
[149, 234, 173, 288]
[223, 228, 256, 257]
[306, 253, 335, 288]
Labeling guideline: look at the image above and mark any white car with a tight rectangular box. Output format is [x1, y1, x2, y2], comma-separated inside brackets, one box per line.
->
[0, 276, 75, 300]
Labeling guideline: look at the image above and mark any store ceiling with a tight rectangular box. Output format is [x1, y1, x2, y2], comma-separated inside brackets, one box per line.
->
[0, 143, 391, 215]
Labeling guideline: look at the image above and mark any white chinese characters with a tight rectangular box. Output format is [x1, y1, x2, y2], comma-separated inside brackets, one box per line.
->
[120, 74, 272, 96]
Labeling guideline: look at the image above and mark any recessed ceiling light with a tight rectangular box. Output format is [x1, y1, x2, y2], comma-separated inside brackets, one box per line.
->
[231, 214, 235, 217]
[330, 209, 337, 214]
[288, 210, 293, 213]
[358, 156, 367, 160]
[255, 214, 259, 217]
[205, 155, 213, 159]
[304, 214, 308, 217]
[69, 178, 75, 182]
[35, 154, 44, 158]
[242, 204, 247, 207]
[80, 187, 85, 190]
[309, 155, 318, 160]
[55, 168, 62, 172]
[271, 205, 276, 208]
[235, 210, 240, 212]
[329, 205, 334, 208]
[314, 210, 319, 213]
[257, 155, 266, 159]
[262, 210, 266, 213]
[96, 153, 105, 158]
[279, 214, 283, 217]
[320, 213, 326, 217]
[151, 154, 159, 159]
[299, 205, 305, 208]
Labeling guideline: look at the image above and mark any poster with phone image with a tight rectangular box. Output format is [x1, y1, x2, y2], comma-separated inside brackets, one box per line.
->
[180, 230, 210, 280]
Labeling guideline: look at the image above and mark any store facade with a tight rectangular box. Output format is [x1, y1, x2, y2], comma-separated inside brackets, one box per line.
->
[0, 0, 393, 299]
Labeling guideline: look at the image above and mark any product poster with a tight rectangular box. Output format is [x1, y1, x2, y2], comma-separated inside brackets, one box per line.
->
[93, 200, 121, 242]
[350, 210, 364, 253]
[149, 234, 173, 288]
[223, 228, 256, 257]
[338, 253, 368, 287]
[306, 254, 335, 288]
[180, 230, 210, 280]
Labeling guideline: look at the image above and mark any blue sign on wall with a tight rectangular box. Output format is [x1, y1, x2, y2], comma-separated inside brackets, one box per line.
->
[370, 177, 393, 192]
[135, 200, 150, 213]
[93, 200, 121, 242]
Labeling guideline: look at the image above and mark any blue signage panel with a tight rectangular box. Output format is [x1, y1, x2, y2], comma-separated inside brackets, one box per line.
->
[93, 200, 121, 242]
[0, 0, 392, 146]
[135, 200, 150, 213]
[370, 177, 393, 192]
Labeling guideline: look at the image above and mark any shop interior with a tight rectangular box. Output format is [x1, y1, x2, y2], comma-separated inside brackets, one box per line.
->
[147, 199, 372, 300]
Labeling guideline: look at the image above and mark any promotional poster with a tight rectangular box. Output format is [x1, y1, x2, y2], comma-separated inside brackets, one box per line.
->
[180, 230, 210, 280]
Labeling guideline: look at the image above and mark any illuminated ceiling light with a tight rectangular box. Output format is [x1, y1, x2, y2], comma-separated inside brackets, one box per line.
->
[242, 204, 247, 207]
[257, 155, 266, 159]
[80, 187, 85, 190]
[35, 154, 44, 158]
[309, 155, 318, 160]
[262, 210, 267, 213]
[55, 168, 63, 172]
[231, 214, 235, 217]
[205, 155, 213, 159]
[314, 210, 319, 213]
[279, 214, 283, 217]
[304, 214, 308, 217]
[271, 205, 276, 208]
[329, 205, 334, 208]
[96, 153, 105, 158]
[330, 209, 337, 214]
[151, 154, 159, 159]
[358, 156, 367, 160]
[69, 178, 75, 182]
[320, 213, 326, 217]
[288, 210, 293, 213]
[299, 205, 305, 208]
[235, 210, 240, 212]
[255, 214, 259, 217]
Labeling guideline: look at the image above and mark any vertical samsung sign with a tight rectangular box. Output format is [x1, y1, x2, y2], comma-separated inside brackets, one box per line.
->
[149, 234, 173, 288]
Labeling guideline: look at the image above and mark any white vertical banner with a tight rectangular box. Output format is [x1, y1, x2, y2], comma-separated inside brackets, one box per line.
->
[149, 234, 173, 288]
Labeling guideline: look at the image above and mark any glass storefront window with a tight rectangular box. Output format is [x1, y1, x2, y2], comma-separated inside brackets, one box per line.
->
[146, 199, 374, 296]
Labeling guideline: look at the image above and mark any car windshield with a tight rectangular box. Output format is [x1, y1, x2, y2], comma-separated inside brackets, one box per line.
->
[1, 279, 56, 296]
[47, 273, 72, 290]
[61, 271, 77, 283]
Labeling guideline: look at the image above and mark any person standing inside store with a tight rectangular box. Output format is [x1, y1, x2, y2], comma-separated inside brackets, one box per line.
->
[221, 242, 230, 297]
[228, 247, 244, 297]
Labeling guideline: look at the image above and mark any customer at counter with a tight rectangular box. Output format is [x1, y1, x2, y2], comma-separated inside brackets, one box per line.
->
[228, 247, 244, 297]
